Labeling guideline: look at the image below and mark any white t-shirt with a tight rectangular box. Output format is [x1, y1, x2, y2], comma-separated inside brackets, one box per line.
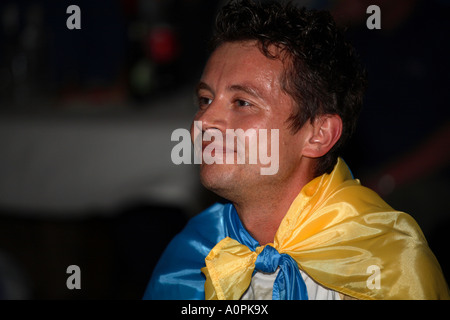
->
[241, 269, 341, 300]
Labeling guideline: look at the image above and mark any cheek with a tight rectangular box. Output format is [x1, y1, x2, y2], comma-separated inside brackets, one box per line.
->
[232, 128, 258, 149]
[280, 129, 306, 160]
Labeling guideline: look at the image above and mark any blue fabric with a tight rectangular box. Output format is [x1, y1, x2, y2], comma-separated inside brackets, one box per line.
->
[255, 246, 308, 300]
[143, 203, 226, 300]
[143, 202, 308, 300]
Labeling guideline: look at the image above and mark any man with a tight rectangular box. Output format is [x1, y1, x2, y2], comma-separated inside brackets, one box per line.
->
[143, 0, 449, 300]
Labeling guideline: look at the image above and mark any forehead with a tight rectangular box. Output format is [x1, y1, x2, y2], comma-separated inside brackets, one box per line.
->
[201, 41, 286, 94]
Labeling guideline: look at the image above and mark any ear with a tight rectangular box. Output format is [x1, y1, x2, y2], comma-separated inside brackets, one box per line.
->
[302, 114, 343, 158]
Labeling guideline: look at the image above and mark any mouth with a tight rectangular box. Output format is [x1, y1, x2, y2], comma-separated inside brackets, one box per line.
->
[201, 141, 236, 156]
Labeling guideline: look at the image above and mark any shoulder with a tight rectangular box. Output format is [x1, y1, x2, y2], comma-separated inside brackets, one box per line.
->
[165, 202, 229, 254]
[188, 203, 229, 238]
[143, 202, 229, 299]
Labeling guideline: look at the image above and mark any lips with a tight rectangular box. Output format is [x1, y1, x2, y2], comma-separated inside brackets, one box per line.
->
[202, 141, 235, 155]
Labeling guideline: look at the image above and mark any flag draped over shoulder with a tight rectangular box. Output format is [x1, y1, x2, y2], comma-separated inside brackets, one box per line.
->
[202, 158, 449, 300]
[145, 158, 450, 300]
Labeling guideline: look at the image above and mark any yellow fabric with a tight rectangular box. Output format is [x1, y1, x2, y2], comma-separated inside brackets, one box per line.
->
[202, 158, 450, 300]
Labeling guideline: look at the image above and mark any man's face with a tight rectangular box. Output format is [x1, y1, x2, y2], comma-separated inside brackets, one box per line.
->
[191, 41, 310, 201]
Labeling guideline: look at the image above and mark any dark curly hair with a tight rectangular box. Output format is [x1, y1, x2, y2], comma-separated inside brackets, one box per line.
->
[209, 0, 367, 176]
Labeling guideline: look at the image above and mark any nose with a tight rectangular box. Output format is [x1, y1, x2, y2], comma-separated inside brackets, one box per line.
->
[194, 98, 229, 133]
[191, 98, 229, 158]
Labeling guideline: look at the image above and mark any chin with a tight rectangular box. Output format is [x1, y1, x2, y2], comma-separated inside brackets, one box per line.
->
[199, 163, 268, 202]
[199, 164, 241, 199]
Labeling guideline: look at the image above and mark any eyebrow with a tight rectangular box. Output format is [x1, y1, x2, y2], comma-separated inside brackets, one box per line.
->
[195, 81, 213, 95]
[195, 81, 266, 101]
[228, 84, 265, 100]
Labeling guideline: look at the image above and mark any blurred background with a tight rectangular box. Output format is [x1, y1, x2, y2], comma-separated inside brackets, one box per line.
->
[0, 0, 448, 299]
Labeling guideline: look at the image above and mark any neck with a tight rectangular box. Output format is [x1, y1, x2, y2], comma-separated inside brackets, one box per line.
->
[233, 193, 295, 245]
[233, 162, 315, 245]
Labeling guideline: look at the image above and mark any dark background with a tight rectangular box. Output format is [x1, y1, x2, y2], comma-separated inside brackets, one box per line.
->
[0, 0, 448, 299]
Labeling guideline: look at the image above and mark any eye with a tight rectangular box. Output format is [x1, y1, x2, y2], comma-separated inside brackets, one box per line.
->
[198, 96, 212, 109]
[235, 99, 252, 107]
